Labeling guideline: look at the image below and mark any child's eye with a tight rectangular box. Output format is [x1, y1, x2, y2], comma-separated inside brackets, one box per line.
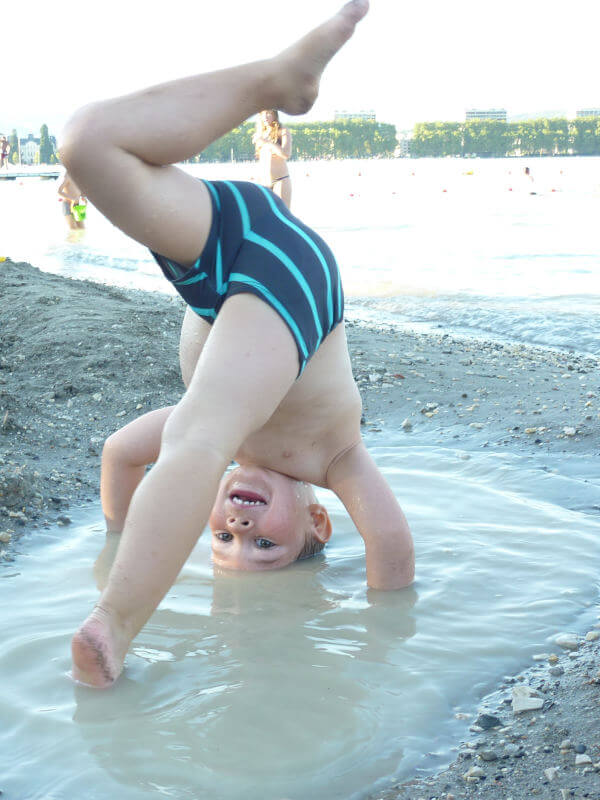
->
[255, 538, 275, 549]
[216, 532, 233, 542]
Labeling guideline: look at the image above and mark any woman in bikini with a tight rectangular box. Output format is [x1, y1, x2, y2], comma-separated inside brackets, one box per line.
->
[253, 109, 292, 208]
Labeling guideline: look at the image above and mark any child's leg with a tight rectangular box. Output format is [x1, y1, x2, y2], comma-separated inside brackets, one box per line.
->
[59, 0, 369, 267]
[72, 295, 299, 687]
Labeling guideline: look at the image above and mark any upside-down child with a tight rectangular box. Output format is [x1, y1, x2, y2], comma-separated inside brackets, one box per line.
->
[60, 0, 414, 689]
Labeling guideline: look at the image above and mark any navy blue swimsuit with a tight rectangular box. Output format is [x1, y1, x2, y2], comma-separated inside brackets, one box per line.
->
[150, 180, 344, 376]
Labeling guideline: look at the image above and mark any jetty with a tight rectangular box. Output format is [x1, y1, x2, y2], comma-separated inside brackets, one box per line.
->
[0, 170, 60, 181]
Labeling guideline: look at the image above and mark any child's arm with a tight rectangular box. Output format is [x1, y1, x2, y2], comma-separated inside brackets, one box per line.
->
[326, 441, 415, 590]
[101, 406, 175, 532]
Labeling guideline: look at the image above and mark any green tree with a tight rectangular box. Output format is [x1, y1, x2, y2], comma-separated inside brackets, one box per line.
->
[8, 129, 19, 164]
[39, 124, 54, 164]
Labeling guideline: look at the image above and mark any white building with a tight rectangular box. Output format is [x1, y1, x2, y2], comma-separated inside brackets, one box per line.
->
[334, 110, 376, 121]
[20, 134, 40, 165]
[576, 108, 600, 118]
[465, 108, 507, 122]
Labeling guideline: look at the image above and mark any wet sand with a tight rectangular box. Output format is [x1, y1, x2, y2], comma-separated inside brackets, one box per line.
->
[1, 258, 599, 799]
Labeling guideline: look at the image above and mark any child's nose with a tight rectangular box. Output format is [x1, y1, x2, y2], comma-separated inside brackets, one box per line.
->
[227, 515, 254, 531]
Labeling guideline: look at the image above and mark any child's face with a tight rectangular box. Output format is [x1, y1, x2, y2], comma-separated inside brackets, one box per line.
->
[209, 466, 312, 571]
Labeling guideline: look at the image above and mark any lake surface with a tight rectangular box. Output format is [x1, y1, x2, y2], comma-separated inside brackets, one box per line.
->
[1, 156, 599, 356]
[1, 446, 599, 799]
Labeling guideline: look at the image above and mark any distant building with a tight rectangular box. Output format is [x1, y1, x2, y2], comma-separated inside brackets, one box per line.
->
[395, 129, 412, 157]
[334, 110, 376, 121]
[18, 133, 57, 164]
[576, 108, 600, 118]
[20, 134, 40, 165]
[465, 108, 507, 122]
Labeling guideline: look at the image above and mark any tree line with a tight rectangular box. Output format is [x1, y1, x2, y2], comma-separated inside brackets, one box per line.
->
[191, 119, 398, 162]
[410, 118, 600, 158]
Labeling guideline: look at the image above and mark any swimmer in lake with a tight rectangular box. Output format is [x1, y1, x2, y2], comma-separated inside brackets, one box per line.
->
[253, 109, 293, 208]
[60, 0, 414, 689]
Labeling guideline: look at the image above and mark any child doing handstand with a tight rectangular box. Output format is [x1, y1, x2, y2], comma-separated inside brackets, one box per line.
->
[60, 0, 414, 688]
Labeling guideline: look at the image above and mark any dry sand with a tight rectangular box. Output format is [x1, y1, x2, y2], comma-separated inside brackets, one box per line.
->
[1, 258, 599, 799]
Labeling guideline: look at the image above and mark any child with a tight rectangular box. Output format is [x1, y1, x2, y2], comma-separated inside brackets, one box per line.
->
[60, 0, 414, 689]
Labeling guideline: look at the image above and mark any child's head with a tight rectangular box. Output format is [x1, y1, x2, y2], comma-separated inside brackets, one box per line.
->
[209, 465, 332, 571]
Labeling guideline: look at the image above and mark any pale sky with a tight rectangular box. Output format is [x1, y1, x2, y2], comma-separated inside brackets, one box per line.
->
[2, 0, 598, 138]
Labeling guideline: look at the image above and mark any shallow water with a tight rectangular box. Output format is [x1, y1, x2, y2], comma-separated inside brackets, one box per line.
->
[2, 446, 599, 800]
[1, 156, 599, 355]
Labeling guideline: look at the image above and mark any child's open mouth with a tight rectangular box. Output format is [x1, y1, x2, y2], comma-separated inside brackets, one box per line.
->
[229, 490, 267, 507]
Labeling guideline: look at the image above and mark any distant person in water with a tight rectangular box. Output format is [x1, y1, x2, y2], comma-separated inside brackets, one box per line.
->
[57, 171, 87, 229]
[0, 136, 10, 170]
[253, 109, 293, 208]
[524, 166, 536, 195]
[60, 0, 413, 689]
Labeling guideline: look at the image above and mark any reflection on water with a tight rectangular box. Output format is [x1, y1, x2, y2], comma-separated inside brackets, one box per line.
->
[1, 447, 599, 799]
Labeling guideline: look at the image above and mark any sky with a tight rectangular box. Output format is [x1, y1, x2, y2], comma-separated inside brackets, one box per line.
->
[2, 0, 599, 138]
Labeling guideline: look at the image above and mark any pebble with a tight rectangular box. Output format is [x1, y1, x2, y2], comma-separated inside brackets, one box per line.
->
[584, 630, 599, 642]
[512, 685, 544, 714]
[574, 744, 587, 754]
[0, 531, 12, 543]
[532, 653, 549, 661]
[478, 750, 499, 762]
[549, 666, 564, 676]
[475, 713, 503, 730]
[462, 766, 485, 780]
[555, 633, 579, 651]
[575, 753, 592, 766]
[401, 418, 412, 430]
[56, 514, 71, 525]
[544, 767, 559, 781]
[562, 426, 576, 436]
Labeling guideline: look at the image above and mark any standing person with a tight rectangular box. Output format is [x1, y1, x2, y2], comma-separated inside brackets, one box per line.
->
[0, 136, 10, 170]
[253, 109, 293, 208]
[60, 0, 413, 690]
[57, 171, 87, 229]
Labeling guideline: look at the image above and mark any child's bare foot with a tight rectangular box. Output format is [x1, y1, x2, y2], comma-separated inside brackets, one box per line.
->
[273, 0, 370, 115]
[71, 605, 130, 688]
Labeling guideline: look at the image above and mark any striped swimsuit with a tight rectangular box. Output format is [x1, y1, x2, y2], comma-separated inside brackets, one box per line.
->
[150, 180, 344, 376]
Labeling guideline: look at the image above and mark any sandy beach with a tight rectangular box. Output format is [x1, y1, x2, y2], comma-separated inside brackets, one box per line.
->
[1, 258, 599, 799]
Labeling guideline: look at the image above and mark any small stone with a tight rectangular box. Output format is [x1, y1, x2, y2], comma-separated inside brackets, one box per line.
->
[116, 410, 127, 417]
[562, 426, 576, 436]
[555, 634, 579, 651]
[56, 514, 71, 525]
[585, 630, 599, 642]
[560, 739, 573, 750]
[512, 685, 544, 714]
[549, 666, 564, 676]
[92, 392, 102, 402]
[0, 531, 11, 543]
[401, 418, 412, 430]
[575, 753, 592, 766]
[475, 713, 503, 730]
[479, 750, 499, 762]
[544, 767, 559, 781]
[368, 374, 380, 383]
[574, 744, 586, 754]
[547, 654, 559, 663]
[469, 422, 484, 429]
[532, 653, 549, 661]
[462, 766, 485, 779]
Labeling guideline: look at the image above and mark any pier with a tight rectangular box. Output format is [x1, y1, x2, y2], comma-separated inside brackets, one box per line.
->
[0, 170, 60, 181]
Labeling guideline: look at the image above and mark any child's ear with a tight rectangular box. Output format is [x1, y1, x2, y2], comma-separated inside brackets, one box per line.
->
[308, 504, 332, 544]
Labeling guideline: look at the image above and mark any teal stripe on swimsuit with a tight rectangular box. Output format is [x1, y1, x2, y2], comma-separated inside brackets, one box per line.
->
[204, 179, 221, 212]
[175, 271, 208, 286]
[245, 230, 323, 343]
[223, 181, 251, 236]
[224, 181, 323, 343]
[190, 306, 217, 319]
[256, 185, 334, 329]
[229, 271, 309, 365]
